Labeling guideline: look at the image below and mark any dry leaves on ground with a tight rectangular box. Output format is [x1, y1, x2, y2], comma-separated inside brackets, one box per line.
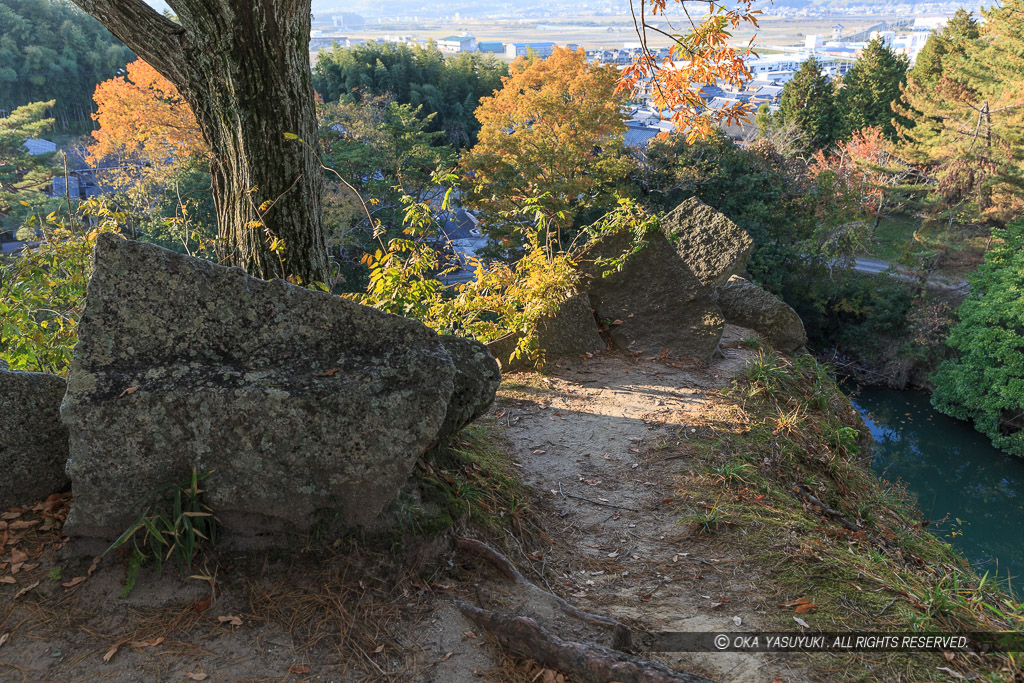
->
[0, 493, 71, 588]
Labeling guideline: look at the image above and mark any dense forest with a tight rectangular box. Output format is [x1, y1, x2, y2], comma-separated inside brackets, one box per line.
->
[0, 0, 133, 130]
[313, 41, 508, 148]
[2, 2, 1024, 457]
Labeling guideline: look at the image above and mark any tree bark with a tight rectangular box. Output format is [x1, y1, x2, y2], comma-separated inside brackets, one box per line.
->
[71, 0, 329, 284]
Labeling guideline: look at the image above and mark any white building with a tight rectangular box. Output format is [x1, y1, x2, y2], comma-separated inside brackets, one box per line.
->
[505, 42, 556, 59]
[438, 33, 477, 54]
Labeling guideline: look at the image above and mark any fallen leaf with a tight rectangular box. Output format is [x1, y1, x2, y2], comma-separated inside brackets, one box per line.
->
[0, 633, 8, 648]
[129, 637, 165, 648]
[288, 664, 311, 674]
[218, 614, 243, 627]
[373, 644, 384, 654]
[732, 616, 742, 626]
[88, 557, 101, 576]
[794, 603, 817, 614]
[14, 580, 39, 599]
[793, 616, 809, 628]
[62, 576, 87, 588]
[102, 643, 120, 663]
[185, 673, 208, 681]
[0, 576, 15, 584]
[779, 597, 812, 607]
[936, 667, 964, 679]
[117, 386, 139, 398]
[10, 548, 27, 564]
[194, 597, 212, 613]
[943, 652, 956, 662]
[531, 449, 546, 455]
[463, 631, 478, 639]
[314, 368, 339, 377]
[439, 651, 453, 662]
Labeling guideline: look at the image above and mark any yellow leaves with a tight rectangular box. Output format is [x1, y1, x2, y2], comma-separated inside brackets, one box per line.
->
[464, 47, 626, 229]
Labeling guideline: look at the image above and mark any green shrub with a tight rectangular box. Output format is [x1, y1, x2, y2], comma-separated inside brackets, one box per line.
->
[109, 468, 217, 596]
[0, 200, 124, 374]
[931, 219, 1024, 456]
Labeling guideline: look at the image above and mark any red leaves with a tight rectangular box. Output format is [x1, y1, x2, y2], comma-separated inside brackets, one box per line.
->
[779, 597, 817, 613]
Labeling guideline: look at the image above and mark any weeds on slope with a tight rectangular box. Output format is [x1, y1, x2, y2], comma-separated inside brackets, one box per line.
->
[664, 349, 1022, 682]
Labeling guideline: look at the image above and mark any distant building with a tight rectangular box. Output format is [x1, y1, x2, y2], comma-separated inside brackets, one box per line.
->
[22, 138, 56, 156]
[438, 34, 477, 54]
[832, 23, 844, 40]
[745, 52, 854, 82]
[623, 121, 662, 152]
[478, 41, 504, 54]
[505, 42, 556, 59]
[309, 36, 347, 52]
[331, 13, 365, 29]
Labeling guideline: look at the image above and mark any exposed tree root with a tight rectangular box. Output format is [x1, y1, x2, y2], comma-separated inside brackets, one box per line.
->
[456, 536, 632, 649]
[456, 600, 712, 683]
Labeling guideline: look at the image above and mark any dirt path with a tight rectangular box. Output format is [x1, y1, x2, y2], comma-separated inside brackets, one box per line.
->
[481, 327, 811, 682]
[2, 327, 824, 682]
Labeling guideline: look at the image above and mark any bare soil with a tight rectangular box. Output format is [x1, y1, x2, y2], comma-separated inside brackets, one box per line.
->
[0, 326, 848, 682]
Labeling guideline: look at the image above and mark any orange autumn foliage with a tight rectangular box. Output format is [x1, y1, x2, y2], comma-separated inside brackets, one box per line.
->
[462, 48, 632, 233]
[89, 59, 206, 184]
[618, 0, 760, 141]
[809, 126, 905, 222]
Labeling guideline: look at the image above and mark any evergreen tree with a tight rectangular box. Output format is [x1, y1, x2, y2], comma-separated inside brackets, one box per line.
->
[0, 100, 58, 233]
[894, 4, 1023, 224]
[777, 57, 838, 152]
[313, 42, 507, 149]
[931, 219, 1024, 457]
[836, 37, 910, 140]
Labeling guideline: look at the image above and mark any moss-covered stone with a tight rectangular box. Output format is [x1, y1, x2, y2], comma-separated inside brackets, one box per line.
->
[0, 368, 68, 507]
[62, 235, 457, 541]
[579, 229, 724, 362]
[714, 275, 807, 353]
[662, 196, 753, 289]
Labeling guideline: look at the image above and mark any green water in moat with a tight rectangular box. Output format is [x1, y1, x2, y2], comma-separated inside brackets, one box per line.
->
[848, 385, 1024, 593]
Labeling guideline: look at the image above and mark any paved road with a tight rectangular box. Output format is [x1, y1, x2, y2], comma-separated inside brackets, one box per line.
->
[850, 257, 969, 292]
[852, 257, 893, 275]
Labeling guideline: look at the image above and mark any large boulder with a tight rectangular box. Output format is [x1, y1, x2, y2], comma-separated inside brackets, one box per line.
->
[662, 197, 754, 289]
[485, 292, 604, 372]
[436, 335, 501, 443]
[714, 275, 807, 353]
[62, 235, 459, 540]
[578, 229, 724, 362]
[0, 369, 69, 507]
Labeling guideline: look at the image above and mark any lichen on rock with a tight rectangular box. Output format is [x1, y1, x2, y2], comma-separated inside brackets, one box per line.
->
[61, 235, 463, 541]
[0, 368, 69, 507]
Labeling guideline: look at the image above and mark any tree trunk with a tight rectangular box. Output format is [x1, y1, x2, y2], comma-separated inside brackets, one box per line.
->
[71, 0, 329, 284]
